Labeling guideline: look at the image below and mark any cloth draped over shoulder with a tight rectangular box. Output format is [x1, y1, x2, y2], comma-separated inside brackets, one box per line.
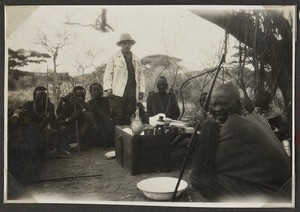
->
[87, 97, 114, 147]
[88, 97, 111, 120]
[22, 101, 55, 125]
[189, 114, 291, 201]
[146, 92, 180, 120]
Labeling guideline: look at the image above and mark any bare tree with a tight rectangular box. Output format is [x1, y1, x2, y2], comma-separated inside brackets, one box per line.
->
[73, 48, 103, 80]
[64, 9, 114, 33]
[74, 62, 89, 76]
[36, 29, 75, 102]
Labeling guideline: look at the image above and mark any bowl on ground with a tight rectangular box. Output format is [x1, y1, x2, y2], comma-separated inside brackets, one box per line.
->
[137, 177, 188, 201]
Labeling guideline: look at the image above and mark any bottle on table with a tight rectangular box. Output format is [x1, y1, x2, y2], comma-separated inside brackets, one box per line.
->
[156, 116, 165, 135]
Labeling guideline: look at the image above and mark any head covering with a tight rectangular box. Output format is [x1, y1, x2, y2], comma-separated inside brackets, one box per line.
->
[116, 33, 136, 46]
[259, 104, 283, 120]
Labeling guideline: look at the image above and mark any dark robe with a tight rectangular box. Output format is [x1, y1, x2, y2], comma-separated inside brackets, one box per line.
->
[87, 97, 114, 147]
[56, 101, 93, 148]
[22, 101, 56, 158]
[189, 114, 291, 201]
[146, 92, 180, 120]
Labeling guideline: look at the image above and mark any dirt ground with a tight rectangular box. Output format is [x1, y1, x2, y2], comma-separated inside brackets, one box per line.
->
[7, 146, 206, 204]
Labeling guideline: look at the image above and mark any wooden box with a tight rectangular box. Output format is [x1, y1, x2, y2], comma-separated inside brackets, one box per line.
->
[114, 126, 171, 175]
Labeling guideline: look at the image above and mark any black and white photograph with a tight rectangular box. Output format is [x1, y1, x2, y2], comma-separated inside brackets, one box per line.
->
[4, 5, 296, 208]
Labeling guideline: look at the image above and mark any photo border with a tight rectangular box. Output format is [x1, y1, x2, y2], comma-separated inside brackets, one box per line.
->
[1, 0, 299, 211]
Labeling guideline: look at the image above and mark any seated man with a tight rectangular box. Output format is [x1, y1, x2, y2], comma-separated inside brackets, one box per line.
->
[56, 86, 94, 150]
[87, 83, 114, 147]
[8, 86, 60, 183]
[241, 97, 270, 129]
[146, 76, 180, 120]
[21, 86, 56, 160]
[254, 90, 289, 141]
[189, 84, 291, 202]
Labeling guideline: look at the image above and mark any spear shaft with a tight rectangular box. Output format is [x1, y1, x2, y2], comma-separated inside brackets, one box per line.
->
[171, 52, 226, 202]
[74, 105, 81, 155]
[45, 65, 50, 159]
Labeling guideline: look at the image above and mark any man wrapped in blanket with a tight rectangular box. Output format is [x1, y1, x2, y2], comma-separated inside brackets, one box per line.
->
[189, 84, 291, 202]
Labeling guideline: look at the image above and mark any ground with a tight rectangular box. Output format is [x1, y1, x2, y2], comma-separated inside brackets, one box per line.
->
[7, 146, 206, 204]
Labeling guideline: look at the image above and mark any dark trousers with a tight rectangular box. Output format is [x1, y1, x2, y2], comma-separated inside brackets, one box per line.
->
[110, 95, 136, 125]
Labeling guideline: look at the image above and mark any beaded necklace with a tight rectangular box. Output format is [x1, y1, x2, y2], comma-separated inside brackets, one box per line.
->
[33, 102, 46, 118]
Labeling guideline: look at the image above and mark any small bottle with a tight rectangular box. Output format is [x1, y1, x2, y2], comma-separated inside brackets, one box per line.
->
[156, 116, 165, 135]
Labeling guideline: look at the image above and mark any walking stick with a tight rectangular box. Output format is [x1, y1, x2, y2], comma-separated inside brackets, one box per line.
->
[171, 53, 226, 202]
[74, 105, 81, 155]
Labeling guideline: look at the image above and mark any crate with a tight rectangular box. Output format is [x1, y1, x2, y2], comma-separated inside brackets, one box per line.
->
[114, 126, 171, 175]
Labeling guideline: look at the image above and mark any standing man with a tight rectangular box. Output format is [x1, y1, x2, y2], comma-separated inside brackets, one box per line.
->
[146, 76, 180, 120]
[103, 33, 145, 125]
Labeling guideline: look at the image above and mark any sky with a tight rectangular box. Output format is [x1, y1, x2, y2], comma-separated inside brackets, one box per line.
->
[5, 5, 266, 77]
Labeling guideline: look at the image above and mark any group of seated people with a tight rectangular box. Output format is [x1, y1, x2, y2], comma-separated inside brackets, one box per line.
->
[8, 77, 292, 202]
[8, 83, 114, 181]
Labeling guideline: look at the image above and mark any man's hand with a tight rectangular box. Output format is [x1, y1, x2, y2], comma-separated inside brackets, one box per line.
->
[61, 93, 73, 102]
[70, 97, 84, 110]
[105, 89, 113, 97]
[136, 101, 145, 110]
[138, 92, 144, 100]
[69, 111, 81, 121]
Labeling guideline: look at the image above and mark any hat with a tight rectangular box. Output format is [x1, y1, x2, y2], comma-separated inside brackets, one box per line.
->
[116, 33, 136, 46]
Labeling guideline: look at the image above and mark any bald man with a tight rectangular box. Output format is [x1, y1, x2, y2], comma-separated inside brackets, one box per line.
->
[189, 84, 291, 202]
[146, 76, 180, 119]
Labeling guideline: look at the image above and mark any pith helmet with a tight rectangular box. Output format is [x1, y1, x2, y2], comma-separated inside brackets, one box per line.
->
[116, 33, 136, 46]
